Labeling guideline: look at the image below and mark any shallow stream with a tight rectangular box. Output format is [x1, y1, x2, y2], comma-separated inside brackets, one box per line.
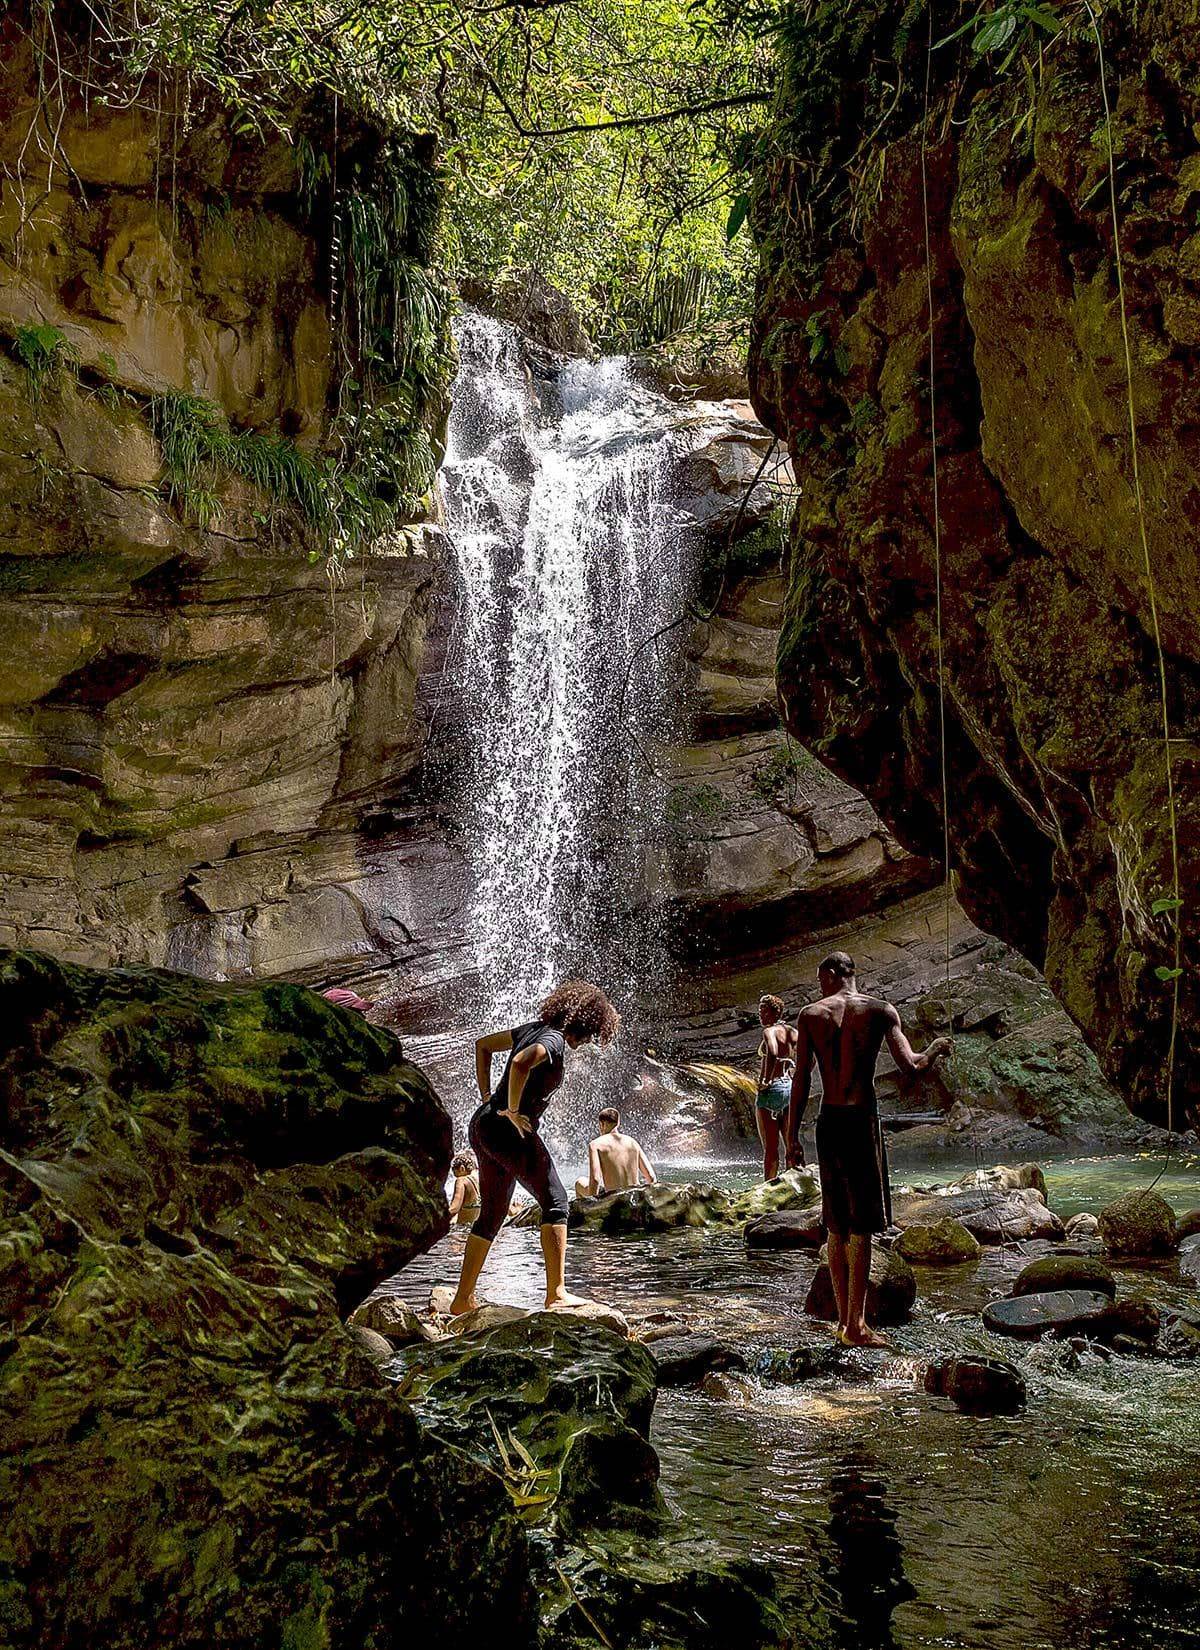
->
[389, 1151, 1200, 1650]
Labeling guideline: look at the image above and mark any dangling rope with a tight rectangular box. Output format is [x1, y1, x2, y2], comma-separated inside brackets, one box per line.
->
[921, 5, 955, 1034]
[1084, 0, 1182, 1156]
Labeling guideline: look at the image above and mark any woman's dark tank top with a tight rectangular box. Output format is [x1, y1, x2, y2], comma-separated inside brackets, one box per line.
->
[487, 1022, 567, 1128]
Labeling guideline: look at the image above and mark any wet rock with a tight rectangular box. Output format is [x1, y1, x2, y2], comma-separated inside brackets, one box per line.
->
[958, 1191, 1064, 1246]
[925, 1355, 1026, 1415]
[550, 1300, 632, 1338]
[394, 1314, 662, 1533]
[805, 1247, 917, 1327]
[743, 1202, 825, 1250]
[0, 948, 535, 1648]
[1013, 1256, 1116, 1301]
[1064, 1213, 1101, 1239]
[570, 1182, 734, 1233]
[348, 1324, 394, 1363]
[350, 1295, 437, 1345]
[729, 1167, 821, 1219]
[649, 1334, 747, 1387]
[1098, 1192, 1177, 1258]
[571, 1172, 816, 1236]
[754, 1339, 854, 1384]
[894, 1216, 981, 1266]
[446, 1303, 534, 1337]
[956, 1163, 1047, 1198]
[983, 1289, 1112, 1339]
[1181, 1248, 1200, 1286]
[892, 1184, 1063, 1245]
[1097, 1296, 1161, 1348]
[1160, 1311, 1200, 1359]
[1177, 1209, 1200, 1242]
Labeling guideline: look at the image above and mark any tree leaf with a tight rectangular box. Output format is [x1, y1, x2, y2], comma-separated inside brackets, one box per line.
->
[1151, 896, 1183, 916]
[1022, 3, 1062, 33]
[1154, 965, 1183, 982]
[974, 13, 1017, 53]
[726, 192, 750, 241]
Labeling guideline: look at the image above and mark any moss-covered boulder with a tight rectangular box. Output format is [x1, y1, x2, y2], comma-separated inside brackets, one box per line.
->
[0, 948, 536, 1648]
[894, 1216, 981, 1267]
[1098, 1191, 1177, 1258]
[570, 1169, 818, 1236]
[393, 1312, 791, 1650]
[1013, 1256, 1116, 1301]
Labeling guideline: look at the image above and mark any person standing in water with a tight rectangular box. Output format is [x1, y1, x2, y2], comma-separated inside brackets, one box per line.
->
[575, 1107, 657, 1198]
[787, 953, 950, 1347]
[449, 979, 621, 1317]
[756, 993, 800, 1180]
[447, 1152, 480, 1226]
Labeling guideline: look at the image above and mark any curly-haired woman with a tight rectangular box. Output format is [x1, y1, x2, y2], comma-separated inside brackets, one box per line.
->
[448, 979, 620, 1316]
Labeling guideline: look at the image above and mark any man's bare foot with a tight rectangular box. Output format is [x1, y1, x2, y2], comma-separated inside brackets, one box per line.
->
[545, 1290, 590, 1311]
[448, 1295, 478, 1317]
[841, 1323, 892, 1349]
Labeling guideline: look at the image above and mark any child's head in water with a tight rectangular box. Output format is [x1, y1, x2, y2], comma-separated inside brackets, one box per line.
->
[451, 1151, 477, 1179]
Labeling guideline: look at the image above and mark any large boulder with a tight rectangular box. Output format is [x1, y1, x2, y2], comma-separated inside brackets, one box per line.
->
[1012, 1256, 1116, 1301]
[0, 948, 536, 1648]
[394, 1314, 789, 1649]
[894, 1217, 981, 1266]
[571, 1170, 817, 1236]
[1098, 1192, 1177, 1258]
[892, 1185, 1064, 1245]
[805, 1247, 917, 1326]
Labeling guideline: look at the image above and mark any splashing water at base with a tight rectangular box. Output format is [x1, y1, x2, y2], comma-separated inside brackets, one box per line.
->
[439, 314, 697, 1039]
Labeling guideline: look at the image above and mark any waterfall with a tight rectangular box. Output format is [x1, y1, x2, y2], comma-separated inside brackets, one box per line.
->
[437, 313, 700, 1040]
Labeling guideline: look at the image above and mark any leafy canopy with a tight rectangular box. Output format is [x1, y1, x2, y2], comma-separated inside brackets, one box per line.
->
[94, 0, 780, 344]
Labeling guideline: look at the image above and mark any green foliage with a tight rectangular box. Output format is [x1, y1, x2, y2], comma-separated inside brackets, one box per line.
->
[746, 743, 817, 804]
[75, 0, 776, 349]
[666, 782, 730, 829]
[148, 389, 437, 551]
[12, 323, 78, 403]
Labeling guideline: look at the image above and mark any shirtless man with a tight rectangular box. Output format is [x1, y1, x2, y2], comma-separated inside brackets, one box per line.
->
[787, 952, 950, 1347]
[576, 1108, 657, 1198]
[756, 993, 800, 1180]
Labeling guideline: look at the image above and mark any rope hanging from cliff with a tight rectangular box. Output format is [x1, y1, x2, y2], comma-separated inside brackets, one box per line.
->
[1084, 0, 1182, 1149]
[920, 4, 954, 1036]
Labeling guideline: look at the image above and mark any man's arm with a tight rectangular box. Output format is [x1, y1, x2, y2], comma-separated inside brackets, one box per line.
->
[585, 1140, 603, 1196]
[884, 1005, 952, 1076]
[636, 1144, 657, 1185]
[786, 1016, 813, 1167]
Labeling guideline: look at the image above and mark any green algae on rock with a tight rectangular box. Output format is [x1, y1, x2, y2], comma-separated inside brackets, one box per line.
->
[0, 948, 536, 1649]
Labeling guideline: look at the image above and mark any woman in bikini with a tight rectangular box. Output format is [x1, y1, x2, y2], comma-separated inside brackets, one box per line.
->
[755, 992, 800, 1180]
[447, 1151, 481, 1226]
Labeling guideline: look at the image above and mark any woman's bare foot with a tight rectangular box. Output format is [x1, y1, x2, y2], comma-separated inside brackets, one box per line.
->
[545, 1290, 590, 1311]
[841, 1323, 892, 1349]
[448, 1294, 478, 1317]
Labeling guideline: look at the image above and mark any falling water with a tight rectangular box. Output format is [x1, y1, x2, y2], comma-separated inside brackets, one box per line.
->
[438, 312, 700, 1035]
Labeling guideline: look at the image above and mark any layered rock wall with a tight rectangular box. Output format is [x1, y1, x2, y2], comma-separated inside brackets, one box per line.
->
[750, 3, 1199, 1128]
[0, 17, 450, 981]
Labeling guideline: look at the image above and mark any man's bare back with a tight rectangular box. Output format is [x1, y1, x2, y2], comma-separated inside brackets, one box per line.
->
[798, 991, 895, 1110]
[577, 1109, 656, 1198]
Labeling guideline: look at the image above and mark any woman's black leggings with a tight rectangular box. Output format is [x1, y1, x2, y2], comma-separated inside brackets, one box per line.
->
[468, 1104, 570, 1241]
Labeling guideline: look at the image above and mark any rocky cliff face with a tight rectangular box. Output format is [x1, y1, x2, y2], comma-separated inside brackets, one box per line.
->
[0, 16, 450, 985]
[749, 3, 1199, 1129]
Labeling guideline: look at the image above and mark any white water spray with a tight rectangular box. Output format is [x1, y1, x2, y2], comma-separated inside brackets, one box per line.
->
[439, 313, 702, 1030]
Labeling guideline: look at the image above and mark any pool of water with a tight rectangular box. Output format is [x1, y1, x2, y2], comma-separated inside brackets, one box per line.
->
[389, 1154, 1200, 1649]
